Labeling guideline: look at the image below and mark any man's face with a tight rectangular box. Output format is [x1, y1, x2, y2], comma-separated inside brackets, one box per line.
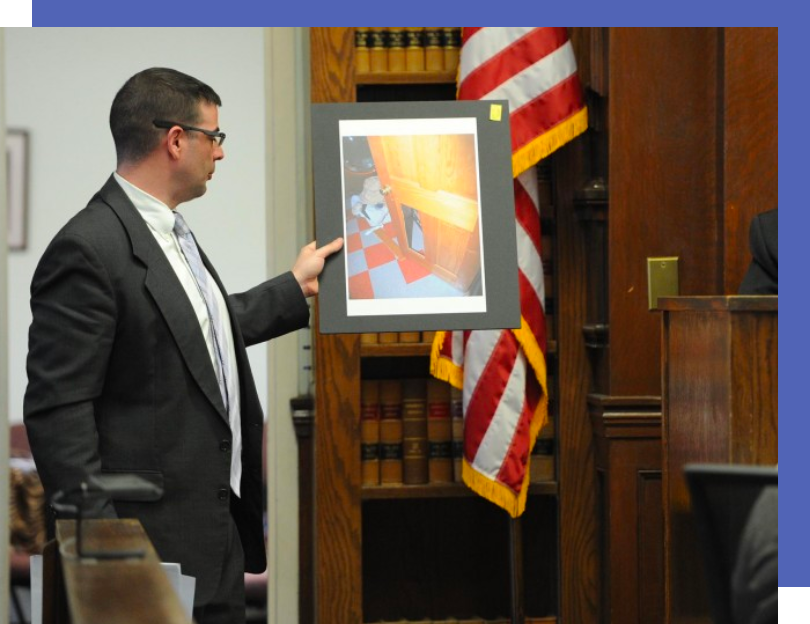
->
[177, 101, 224, 203]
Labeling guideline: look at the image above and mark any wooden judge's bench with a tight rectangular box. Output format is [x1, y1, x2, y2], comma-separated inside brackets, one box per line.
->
[659, 296, 778, 624]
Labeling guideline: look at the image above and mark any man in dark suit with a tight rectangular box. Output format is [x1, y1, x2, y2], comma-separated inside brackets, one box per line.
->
[23, 67, 342, 624]
[739, 208, 778, 295]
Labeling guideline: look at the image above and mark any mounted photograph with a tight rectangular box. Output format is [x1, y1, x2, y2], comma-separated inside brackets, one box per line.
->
[313, 100, 520, 334]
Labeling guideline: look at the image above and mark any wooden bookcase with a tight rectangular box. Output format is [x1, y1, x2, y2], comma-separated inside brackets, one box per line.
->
[309, 27, 583, 624]
[305, 26, 778, 624]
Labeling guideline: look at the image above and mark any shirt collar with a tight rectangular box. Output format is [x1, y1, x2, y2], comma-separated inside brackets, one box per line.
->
[113, 172, 176, 237]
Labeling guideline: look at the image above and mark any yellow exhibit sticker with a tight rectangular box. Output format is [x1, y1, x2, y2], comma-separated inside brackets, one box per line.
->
[490, 104, 503, 121]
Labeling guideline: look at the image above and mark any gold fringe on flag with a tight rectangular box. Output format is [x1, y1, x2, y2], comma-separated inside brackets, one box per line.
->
[462, 459, 530, 517]
[512, 107, 589, 178]
[429, 330, 464, 390]
[512, 316, 551, 455]
[430, 319, 551, 518]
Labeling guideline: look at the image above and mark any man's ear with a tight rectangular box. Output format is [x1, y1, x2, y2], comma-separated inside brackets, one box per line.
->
[166, 127, 184, 161]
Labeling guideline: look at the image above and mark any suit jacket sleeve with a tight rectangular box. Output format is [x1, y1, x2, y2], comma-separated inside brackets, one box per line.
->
[739, 209, 778, 295]
[24, 232, 118, 517]
[228, 271, 310, 347]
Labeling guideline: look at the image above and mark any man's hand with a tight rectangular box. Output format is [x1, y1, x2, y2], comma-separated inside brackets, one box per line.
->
[292, 237, 344, 297]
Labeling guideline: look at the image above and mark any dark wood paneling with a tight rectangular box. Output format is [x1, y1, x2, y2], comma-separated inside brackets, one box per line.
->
[590, 396, 662, 624]
[661, 296, 777, 624]
[554, 137, 600, 624]
[730, 313, 779, 463]
[637, 471, 664, 622]
[609, 28, 721, 396]
[722, 27, 779, 293]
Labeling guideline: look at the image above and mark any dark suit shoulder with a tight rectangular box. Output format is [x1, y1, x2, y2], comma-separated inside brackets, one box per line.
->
[739, 208, 778, 295]
[46, 180, 145, 267]
[42, 208, 124, 274]
[59, 190, 125, 238]
[753, 208, 778, 260]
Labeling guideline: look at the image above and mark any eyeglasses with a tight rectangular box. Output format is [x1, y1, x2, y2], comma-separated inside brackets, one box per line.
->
[153, 119, 226, 146]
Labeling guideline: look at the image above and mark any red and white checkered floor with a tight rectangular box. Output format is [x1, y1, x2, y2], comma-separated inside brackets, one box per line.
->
[345, 209, 465, 300]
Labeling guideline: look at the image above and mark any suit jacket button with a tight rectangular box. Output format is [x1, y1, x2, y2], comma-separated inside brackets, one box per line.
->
[218, 488, 229, 501]
[220, 440, 231, 452]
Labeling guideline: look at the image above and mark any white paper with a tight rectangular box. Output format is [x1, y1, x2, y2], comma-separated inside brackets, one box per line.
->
[160, 562, 196, 620]
[30, 554, 42, 624]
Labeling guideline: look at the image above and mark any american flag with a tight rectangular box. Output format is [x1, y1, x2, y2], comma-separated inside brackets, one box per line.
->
[430, 27, 587, 517]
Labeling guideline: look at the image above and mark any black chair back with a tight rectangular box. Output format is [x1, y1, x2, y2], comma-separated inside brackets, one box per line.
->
[684, 463, 778, 624]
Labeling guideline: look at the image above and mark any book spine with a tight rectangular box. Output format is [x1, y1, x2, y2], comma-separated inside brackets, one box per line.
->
[427, 378, 453, 483]
[369, 27, 388, 73]
[405, 27, 425, 72]
[379, 379, 403, 484]
[402, 378, 428, 484]
[442, 27, 461, 72]
[387, 27, 406, 72]
[360, 380, 381, 486]
[360, 332, 379, 345]
[354, 28, 371, 74]
[450, 386, 464, 482]
[424, 28, 444, 72]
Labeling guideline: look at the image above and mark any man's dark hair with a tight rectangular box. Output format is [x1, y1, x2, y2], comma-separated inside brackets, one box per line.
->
[110, 67, 222, 165]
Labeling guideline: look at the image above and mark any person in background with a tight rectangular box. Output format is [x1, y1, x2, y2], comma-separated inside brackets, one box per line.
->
[732, 486, 778, 624]
[739, 208, 777, 295]
[23, 67, 342, 624]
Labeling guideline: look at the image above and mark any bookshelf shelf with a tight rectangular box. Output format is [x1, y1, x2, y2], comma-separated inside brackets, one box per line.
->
[362, 481, 558, 500]
[360, 340, 558, 358]
[360, 342, 432, 358]
[355, 69, 458, 85]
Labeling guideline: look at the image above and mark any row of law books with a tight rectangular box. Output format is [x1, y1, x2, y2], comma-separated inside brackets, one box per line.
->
[355, 27, 462, 74]
[362, 377, 557, 487]
[362, 377, 461, 486]
[361, 331, 436, 345]
[366, 617, 557, 624]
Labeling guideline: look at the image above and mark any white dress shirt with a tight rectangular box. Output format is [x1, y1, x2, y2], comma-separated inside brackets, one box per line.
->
[113, 173, 242, 497]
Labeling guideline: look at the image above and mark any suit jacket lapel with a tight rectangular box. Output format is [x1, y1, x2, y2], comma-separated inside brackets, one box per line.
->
[97, 176, 229, 422]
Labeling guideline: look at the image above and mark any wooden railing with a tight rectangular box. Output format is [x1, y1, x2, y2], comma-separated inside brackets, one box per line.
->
[42, 519, 190, 624]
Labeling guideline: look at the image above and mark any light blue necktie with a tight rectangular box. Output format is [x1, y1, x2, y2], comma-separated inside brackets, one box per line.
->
[173, 211, 242, 495]
[173, 211, 231, 412]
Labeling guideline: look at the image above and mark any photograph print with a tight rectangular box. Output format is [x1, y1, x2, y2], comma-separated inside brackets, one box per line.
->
[342, 117, 484, 315]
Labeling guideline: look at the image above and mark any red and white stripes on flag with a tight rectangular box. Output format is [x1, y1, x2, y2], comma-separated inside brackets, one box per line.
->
[431, 27, 587, 517]
[458, 27, 588, 176]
